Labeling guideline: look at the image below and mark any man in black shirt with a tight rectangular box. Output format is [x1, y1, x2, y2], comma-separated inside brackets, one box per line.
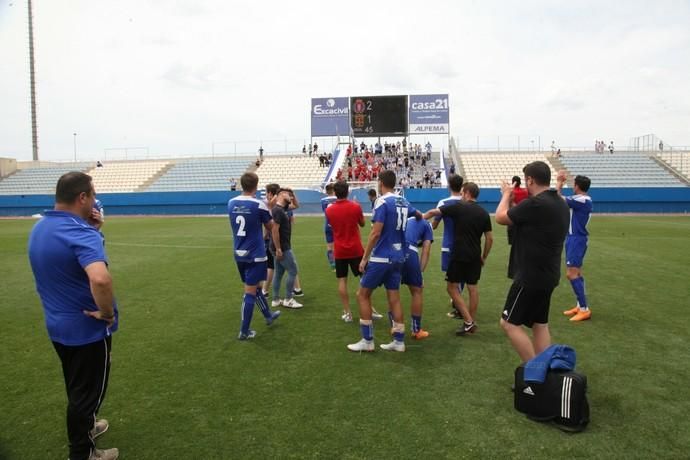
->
[270, 188, 303, 309]
[424, 182, 493, 336]
[495, 161, 569, 362]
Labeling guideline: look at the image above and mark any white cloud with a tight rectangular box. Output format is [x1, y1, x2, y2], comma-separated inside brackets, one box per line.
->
[0, 0, 689, 160]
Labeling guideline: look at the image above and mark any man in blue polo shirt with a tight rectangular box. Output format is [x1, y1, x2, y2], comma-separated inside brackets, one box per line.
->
[28, 172, 119, 460]
[228, 172, 282, 340]
[347, 170, 421, 352]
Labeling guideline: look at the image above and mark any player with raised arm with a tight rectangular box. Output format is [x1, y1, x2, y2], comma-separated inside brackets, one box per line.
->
[557, 171, 594, 322]
[228, 173, 281, 340]
[347, 170, 422, 353]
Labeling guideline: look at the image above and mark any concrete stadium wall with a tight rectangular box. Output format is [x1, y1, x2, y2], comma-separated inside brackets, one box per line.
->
[1, 187, 689, 216]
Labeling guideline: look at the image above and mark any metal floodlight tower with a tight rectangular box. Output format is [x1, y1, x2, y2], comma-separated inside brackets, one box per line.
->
[28, 0, 39, 160]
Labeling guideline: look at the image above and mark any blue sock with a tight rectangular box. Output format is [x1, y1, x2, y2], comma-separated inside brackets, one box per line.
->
[387, 311, 394, 327]
[411, 315, 421, 333]
[360, 322, 373, 341]
[326, 250, 334, 267]
[255, 290, 271, 319]
[570, 277, 588, 310]
[393, 330, 405, 342]
[240, 293, 256, 334]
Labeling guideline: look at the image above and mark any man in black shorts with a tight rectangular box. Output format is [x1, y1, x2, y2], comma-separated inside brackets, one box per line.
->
[424, 182, 493, 336]
[325, 181, 384, 321]
[495, 161, 569, 362]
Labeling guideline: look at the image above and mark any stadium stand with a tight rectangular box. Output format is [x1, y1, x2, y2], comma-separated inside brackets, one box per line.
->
[86, 161, 171, 193]
[146, 158, 254, 192]
[255, 156, 326, 188]
[459, 153, 559, 187]
[559, 153, 684, 187]
[0, 164, 91, 195]
[657, 151, 690, 180]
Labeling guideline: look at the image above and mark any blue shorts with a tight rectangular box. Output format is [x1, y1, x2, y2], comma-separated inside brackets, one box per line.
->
[324, 227, 334, 244]
[565, 236, 588, 268]
[236, 261, 267, 286]
[441, 249, 452, 272]
[360, 260, 402, 290]
[401, 251, 423, 288]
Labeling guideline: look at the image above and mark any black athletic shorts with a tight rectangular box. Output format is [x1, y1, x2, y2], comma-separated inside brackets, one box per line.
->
[445, 259, 482, 285]
[501, 281, 554, 328]
[265, 241, 275, 269]
[335, 257, 362, 278]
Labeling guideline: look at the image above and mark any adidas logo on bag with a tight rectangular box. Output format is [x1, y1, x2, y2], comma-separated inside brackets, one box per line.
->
[523, 386, 535, 396]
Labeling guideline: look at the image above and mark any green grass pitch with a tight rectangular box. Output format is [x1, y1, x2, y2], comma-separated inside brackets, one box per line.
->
[1, 215, 689, 459]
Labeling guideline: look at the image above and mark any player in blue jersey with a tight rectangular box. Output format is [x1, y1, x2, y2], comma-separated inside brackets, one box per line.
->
[401, 215, 434, 340]
[432, 174, 468, 319]
[347, 170, 422, 352]
[321, 183, 337, 270]
[28, 172, 119, 460]
[557, 171, 593, 322]
[228, 172, 281, 340]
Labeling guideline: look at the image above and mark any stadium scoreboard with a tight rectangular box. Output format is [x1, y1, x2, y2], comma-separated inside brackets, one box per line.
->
[350, 95, 408, 137]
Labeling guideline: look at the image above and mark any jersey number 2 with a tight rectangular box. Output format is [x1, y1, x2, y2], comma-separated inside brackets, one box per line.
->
[235, 215, 247, 236]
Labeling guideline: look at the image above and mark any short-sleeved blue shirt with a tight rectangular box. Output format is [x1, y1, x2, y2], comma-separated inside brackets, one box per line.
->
[28, 210, 118, 346]
[371, 192, 418, 263]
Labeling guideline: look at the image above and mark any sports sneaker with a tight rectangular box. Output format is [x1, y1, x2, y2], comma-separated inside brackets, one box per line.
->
[412, 329, 430, 340]
[563, 306, 580, 316]
[371, 309, 383, 320]
[292, 289, 304, 297]
[341, 311, 353, 323]
[570, 309, 592, 322]
[261, 290, 269, 297]
[90, 419, 109, 440]
[447, 308, 463, 319]
[237, 330, 257, 340]
[271, 299, 282, 308]
[282, 298, 303, 309]
[88, 448, 119, 460]
[347, 338, 374, 352]
[456, 321, 477, 336]
[380, 340, 406, 352]
[266, 310, 281, 326]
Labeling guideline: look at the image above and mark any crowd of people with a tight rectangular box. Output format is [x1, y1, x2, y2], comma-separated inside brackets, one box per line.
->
[594, 140, 614, 154]
[27, 161, 594, 459]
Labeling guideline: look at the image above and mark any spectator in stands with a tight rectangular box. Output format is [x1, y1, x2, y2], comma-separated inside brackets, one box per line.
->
[229, 177, 237, 191]
[609, 141, 614, 154]
[96, 161, 103, 168]
[309, 144, 313, 157]
[449, 163, 456, 175]
[556, 148, 561, 158]
[259, 146, 264, 161]
[313, 142, 319, 155]
[551, 141, 556, 156]
[302, 145, 307, 155]
[28, 172, 119, 460]
[659, 140, 664, 151]
[319, 154, 325, 168]
[495, 161, 569, 363]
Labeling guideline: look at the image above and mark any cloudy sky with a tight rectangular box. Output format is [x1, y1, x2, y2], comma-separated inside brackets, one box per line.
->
[1, 0, 689, 161]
